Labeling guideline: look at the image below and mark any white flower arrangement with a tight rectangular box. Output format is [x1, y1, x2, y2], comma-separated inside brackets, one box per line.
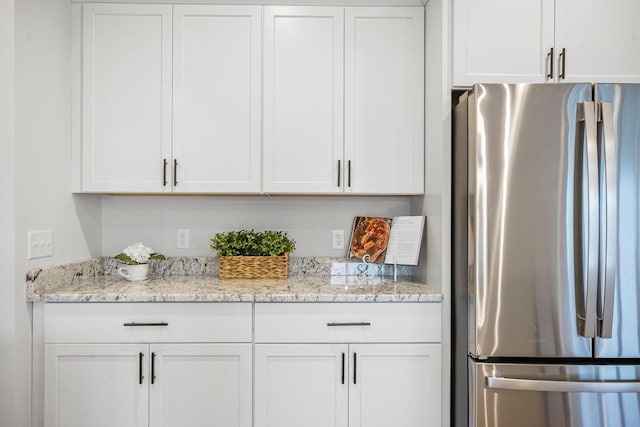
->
[115, 242, 165, 265]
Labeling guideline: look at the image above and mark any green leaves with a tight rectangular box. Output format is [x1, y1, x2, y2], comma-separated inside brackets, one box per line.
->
[114, 252, 166, 265]
[114, 253, 137, 264]
[210, 230, 296, 257]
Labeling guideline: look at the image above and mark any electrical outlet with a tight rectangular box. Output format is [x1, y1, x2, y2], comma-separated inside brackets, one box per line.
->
[332, 230, 345, 250]
[177, 229, 189, 249]
[28, 230, 53, 259]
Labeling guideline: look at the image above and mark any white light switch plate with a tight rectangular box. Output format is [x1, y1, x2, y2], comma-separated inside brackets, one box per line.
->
[28, 230, 53, 259]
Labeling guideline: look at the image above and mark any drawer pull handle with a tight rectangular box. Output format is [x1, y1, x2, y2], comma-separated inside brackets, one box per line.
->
[341, 352, 345, 385]
[327, 322, 371, 327]
[124, 322, 169, 327]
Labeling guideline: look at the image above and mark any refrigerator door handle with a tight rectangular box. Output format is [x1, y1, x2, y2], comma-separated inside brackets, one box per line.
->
[577, 101, 599, 338]
[598, 102, 617, 338]
[486, 376, 640, 393]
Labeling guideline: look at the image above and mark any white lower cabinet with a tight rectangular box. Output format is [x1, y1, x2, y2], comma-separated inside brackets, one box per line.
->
[43, 303, 253, 427]
[149, 344, 252, 427]
[41, 302, 442, 427]
[254, 343, 441, 427]
[348, 344, 441, 427]
[254, 303, 442, 427]
[254, 344, 349, 427]
[44, 344, 148, 427]
[45, 343, 252, 427]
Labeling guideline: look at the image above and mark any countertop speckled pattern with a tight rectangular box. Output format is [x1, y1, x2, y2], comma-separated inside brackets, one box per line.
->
[26, 257, 442, 303]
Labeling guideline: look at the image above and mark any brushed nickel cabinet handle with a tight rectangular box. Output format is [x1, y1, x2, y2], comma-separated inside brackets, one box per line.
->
[173, 159, 178, 187]
[151, 352, 156, 385]
[353, 352, 357, 384]
[138, 352, 144, 384]
[546, 47, 554, 79]
[559, 48, 566, 80]
[123, 322, 169, 327]
[162, 159, 168, 186]
[327, 322, 371, 327]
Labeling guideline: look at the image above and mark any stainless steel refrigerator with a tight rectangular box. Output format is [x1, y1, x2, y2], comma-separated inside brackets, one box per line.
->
[453, 83, 640, 427]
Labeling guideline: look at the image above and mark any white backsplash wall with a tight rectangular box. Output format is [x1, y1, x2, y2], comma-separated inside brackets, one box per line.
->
[102, 196, 411, 257]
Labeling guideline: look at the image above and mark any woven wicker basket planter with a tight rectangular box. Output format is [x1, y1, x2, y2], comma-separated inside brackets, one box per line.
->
[218, 253, 289, 279]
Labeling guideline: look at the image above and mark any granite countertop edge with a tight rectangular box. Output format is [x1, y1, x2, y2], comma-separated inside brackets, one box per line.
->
[26, 257, 443, 303]
[29, 293, 442, 303]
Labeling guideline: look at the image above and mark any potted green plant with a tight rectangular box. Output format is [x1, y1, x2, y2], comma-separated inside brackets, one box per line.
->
[210, 230, 295, 279]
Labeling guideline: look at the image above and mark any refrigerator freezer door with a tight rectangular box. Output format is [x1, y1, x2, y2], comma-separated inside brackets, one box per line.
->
[469, 83, 593, 358]
[595, 84, 640, 358]
[470, 361, 640, 427]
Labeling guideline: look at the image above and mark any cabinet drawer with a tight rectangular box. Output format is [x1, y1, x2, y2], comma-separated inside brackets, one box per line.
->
[254, 303, 440, 343]
[44, 303, 252, 343]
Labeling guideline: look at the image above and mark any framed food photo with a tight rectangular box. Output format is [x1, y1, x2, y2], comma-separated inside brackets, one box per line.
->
[347, 216, 392, 264]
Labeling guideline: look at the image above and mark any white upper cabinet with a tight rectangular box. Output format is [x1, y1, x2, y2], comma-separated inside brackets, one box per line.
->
[80, 4, 261, 194]
[262, 7, 344, 194]
[81, 4, 172, 193]
[77, 4, 424, 195]
[453, 0, 554, 86]
[172, 6, 261, 193]
[344, 7, 424, 194]
[555, 0, 640, 83]
[453, 0, 554, 87]
[264, 6, 424, 195]
[453, 0, 640, 87]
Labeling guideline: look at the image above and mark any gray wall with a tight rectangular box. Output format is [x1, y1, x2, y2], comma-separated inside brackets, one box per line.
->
[6, 0, 103, 425]
[0, 0, 19, 425]
[101, 196, 411, 257]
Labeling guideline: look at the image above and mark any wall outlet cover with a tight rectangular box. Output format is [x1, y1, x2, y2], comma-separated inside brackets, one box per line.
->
[332, 229, 345, 250]
[177, 228, 189, 249]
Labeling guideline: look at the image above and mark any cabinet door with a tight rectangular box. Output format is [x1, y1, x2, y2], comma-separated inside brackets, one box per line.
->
[263, 7, 344, 194]
[149, 344, 252, 427]
[173, 6, 261, 193]
[254, 344, 349, 427]
[344, 8, 424, 194]
[452, 0, 555, 86]
[555, 0, 640, 83]
[44, 344, 148, 427]
[349, 344, 442, 427]
[82, 4, 172, 193]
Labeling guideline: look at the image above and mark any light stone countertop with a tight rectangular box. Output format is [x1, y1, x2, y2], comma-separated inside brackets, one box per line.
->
[26, 257, 442, 303]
